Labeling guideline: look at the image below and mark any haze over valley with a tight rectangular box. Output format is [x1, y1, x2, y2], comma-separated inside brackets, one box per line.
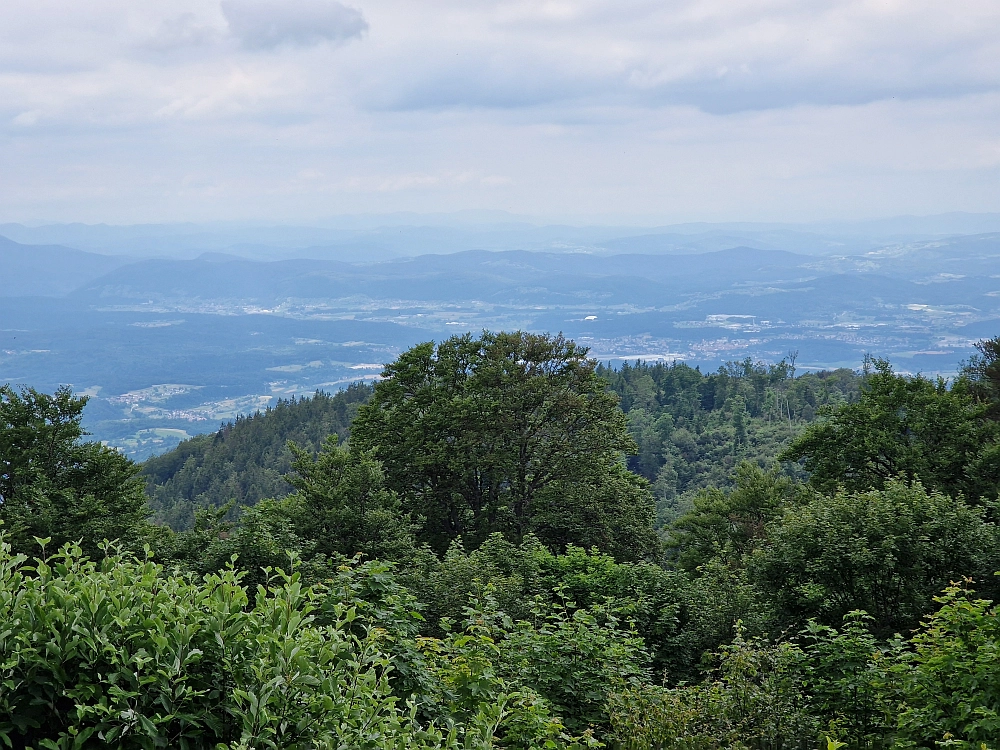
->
[4, 214, 999, 458]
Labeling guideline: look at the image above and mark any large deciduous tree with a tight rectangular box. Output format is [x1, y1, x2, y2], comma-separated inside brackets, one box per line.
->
[0, 385, 149, 556]
[350, 331, 658, 560]
[779, 358, 1000, 503]
[753, 480, 999, 636]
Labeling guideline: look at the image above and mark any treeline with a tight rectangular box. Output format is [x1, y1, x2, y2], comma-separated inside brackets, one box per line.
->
[143, 382, 372, 529]
[2, 332, 1000, 748]
[600, 358, 861, 522]
[145, 353, 861, 532]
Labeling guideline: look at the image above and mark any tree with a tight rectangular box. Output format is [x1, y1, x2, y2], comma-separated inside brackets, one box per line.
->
[350, 331, 658, 559]
[0, 385, 148, 555]
[142, 385, 373, 530]
[960, 335, 1000, 419]
[780, 358, 1000, 503]
[280, 436, 417, 562]
[166, 437, 418, 583]
[752, 480, 999, 635]
[667, 462, 803, 572]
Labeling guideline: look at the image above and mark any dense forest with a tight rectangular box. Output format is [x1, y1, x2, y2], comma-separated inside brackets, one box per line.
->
[602, 358, 861, 523]
[3, 331, 1000, 748]
[144, 353, 862, 531]
[143, 383, 373, 530]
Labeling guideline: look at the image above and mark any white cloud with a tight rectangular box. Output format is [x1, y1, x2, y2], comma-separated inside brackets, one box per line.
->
[353, 0, 1000, 113]
[221, 0, 367, 50]
[0, 0, 997, 222]
[143, 12, 223, 52]
[11, 109, 41, 126]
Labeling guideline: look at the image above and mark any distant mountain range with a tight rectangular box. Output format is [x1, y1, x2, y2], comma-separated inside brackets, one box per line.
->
[5, 211, 1000, 262]
[0, 236, 133, 296]
[2, 219, 999, 459]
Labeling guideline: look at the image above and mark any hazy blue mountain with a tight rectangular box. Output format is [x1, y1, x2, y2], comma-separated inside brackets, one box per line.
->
[72, 256, 356, 303]
[2, 223, 998, 458]
[6, 212, 996, 263]
[70, 247, 815, 307]
[0, 236, 133, 296]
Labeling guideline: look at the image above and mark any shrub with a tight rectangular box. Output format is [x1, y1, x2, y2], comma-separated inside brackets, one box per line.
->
[0, 535, 590, 749]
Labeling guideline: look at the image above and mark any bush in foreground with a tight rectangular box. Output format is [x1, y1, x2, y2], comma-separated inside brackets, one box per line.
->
[0, 536, 596, 750]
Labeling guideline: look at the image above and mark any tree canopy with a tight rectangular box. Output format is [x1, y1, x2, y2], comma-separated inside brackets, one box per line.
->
[780, 357, 1000, 503]
[143, 384, 372, 530]
[10, 336, 1000, 748]
[754, 480, 1000, 635]
[960, 335, 1000, 418]
[350, 331, 658, 559]
[0, 385, 148, 556]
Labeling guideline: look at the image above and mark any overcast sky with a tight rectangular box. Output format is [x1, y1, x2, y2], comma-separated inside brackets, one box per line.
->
[2, 0, 999, 224]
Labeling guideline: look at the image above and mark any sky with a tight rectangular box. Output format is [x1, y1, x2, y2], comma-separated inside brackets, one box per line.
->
[2, 0, 999, 225]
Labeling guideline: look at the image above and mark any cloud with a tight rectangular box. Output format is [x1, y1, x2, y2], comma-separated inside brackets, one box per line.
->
[375, 171, 512, 192]
[144, 13, 222, 53]
[353, 0, 1000, 113]
[0, 0, 998, 223]
[221, 0, 367, 50]
[11, 110, 41, 127]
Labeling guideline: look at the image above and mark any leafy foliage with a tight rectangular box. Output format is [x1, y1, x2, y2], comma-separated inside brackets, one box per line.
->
[797, 612, 898, 747]
[272, 436, 418, 564]
[351, 331, 658, 559]
[0, 537, 597, 750]
[894, 581, 1000, 748]
[0, 384, 149, 557]
[491, 596, 649, 734]
[142, 354, 860, 543]
[668, 463, 805, 572]
[609, 626, 821, 750]
[14, 335, 1000, 748]
[753, 480, 1000, 635]
[405, 534, 692, 678]
[781, 358, 1000, 503]
[600, 359, 861, 525]
[960, 335, 1000, 419]
[158, 437, 418, 589]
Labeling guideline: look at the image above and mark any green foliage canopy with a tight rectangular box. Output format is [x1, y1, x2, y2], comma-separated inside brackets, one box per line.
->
[960, 334, 1000, 419]
[143, 384, 372, 530]
[754, 480, 1000, 635]
[668, 463, 805, 572]
[0, 384, 148, 556]
[895, 581, 1000, 747]
[601, 359, 860, 525]
[0, 536, 603, 750]
[351, 331, 658, 559]
[160, 437, 418, 586]
[14, 337, 1000, 748]
[781, 358, 1000, 503]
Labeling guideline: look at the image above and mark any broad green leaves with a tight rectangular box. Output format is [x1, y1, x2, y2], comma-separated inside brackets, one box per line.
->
[0, 535, 606, 750]
[351, 332, 657, 559]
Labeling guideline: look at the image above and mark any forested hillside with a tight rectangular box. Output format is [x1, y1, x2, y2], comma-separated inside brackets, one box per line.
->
[145, 353, 861, 531]
[601, 359, 860, 522]
[5, 331, 1000, 748]
[142, 383, 372, 529]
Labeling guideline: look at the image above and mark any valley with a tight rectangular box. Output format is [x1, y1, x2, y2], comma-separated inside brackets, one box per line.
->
[2, 225, 999, 458]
